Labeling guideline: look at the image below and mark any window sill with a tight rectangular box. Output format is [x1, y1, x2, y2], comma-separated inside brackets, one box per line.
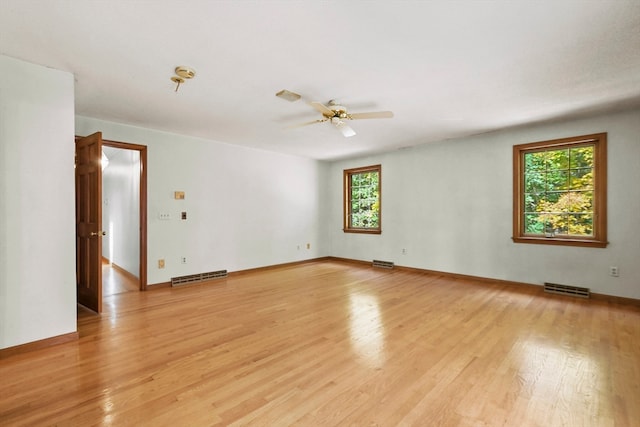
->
[343, 229, 382, 235]
[512, 236, 608, 248]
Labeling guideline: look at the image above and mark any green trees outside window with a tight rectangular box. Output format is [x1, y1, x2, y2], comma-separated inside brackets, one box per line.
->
[344, 165, 381, 234]
[524, 145, 594, 236]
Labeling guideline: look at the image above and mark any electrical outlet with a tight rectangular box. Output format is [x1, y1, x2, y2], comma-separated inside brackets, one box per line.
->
[402, 248, 407, 255]
[181, 257, 187, 264]
[609, 266, 619, 277]
[158, 259, 165, 269]
[306, 243, 311, 249]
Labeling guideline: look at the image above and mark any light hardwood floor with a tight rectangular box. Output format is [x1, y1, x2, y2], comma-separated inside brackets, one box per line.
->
[1, 260, 639, 426]
[102, 260, 140, 296]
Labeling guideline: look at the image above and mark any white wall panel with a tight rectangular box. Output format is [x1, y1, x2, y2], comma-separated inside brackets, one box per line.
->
[327, 109, 640, 299]
[0, 55, 76, 348]
[76, 117, 326, 285]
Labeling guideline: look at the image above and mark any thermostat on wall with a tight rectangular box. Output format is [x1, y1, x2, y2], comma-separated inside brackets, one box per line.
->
[174, 191, 185, 200]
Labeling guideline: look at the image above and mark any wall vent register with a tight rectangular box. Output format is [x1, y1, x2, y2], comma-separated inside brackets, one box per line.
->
[543, 282, 590, 298]
[171, 270, 228, 287]
[372, 260, 394, 269]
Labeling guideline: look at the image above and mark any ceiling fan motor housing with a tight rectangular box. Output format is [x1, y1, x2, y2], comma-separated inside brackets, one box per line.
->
[327, 100, 348, 118]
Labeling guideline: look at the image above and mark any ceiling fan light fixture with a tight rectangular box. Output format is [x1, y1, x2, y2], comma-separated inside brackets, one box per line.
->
[291, 99, 392, 137]
[332, 117, 356, 137]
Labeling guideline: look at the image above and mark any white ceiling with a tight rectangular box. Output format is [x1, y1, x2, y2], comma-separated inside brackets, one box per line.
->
[2, 0, 640, 160]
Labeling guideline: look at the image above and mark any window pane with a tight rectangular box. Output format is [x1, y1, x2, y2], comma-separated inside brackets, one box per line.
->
[544, 191, 562, 204]
[567, 213, 593, 236]
[570, 168, 593, 190]
[532, 153, 588, 228]
[545, 170, 569, 191]
[344, 166, 381, 232]
[547, 149, 569, 170]
[524, 193, 538, 212]
[524, 213, 545, 234]
[570, 146, 594, 169]
[524, 171, 545, 193]
[525, 152, 547, 171]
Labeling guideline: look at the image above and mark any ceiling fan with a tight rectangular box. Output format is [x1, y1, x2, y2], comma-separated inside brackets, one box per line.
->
[292, 100, 394, 137]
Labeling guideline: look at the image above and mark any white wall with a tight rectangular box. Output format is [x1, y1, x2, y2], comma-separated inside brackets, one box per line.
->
[327, 108, 640, 300]
[76, 117, 327, 285]
[102, 148, 140, 276]
[0, 55, 76, 349]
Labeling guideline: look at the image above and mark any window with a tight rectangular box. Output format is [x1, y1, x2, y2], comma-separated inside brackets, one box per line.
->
[513, 133, 607, 247]
[344, 165, 381, 234]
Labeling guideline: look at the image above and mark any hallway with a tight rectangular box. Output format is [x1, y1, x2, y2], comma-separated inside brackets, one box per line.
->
[102, 260, 139, 296]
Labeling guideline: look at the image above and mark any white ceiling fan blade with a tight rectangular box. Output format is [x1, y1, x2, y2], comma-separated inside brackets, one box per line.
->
[310, 101, 335, 117]
[349, 111, 394, 120]
[332, 118, 356, 137]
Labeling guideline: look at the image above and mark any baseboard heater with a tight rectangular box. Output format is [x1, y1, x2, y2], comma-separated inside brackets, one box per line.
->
[171, 270, 228, 287]
[543, 282, 590, 298]
[372, 260, 394, 269]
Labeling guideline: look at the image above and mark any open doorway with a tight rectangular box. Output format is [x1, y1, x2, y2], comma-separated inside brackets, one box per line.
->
[102, 145, 139, 295]
[75, 135, 147, 313]
[101, 140, 148, 296]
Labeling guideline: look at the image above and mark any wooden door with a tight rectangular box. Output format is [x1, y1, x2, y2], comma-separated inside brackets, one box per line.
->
[75, 132, 103, 313]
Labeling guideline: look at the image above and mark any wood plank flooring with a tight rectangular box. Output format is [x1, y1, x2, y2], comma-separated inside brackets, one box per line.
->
[1, 260, 639, 426]
[102, 261, 139, 296]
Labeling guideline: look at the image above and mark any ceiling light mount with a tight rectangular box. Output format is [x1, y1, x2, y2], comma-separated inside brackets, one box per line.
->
[171, 66, 196, 92]
[276, 89, 301, 102]
[175, 66, 196, 79]
[171, 76, 184, 92]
